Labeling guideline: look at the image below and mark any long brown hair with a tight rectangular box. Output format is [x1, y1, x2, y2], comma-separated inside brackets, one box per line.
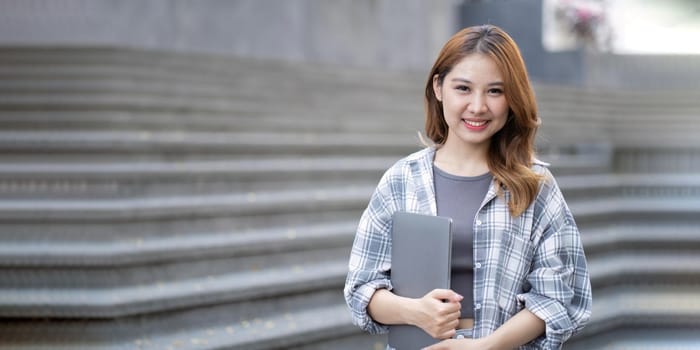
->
[425, 25, 541, 216]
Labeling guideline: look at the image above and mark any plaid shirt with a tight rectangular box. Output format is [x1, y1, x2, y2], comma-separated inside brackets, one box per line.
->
[344, 147, 592, 349]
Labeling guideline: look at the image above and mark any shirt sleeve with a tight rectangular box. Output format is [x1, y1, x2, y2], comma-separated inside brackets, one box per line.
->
[517, 170, 593, 349]
[343, 168, 400, 334]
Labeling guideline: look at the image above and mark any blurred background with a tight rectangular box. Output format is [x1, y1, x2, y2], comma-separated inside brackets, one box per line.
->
[0, 0, 699, 349]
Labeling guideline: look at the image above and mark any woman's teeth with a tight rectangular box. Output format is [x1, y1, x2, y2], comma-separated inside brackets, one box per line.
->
[464, 120, 487, 127]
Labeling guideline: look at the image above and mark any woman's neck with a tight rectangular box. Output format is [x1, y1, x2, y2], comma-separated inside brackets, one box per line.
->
[434, 140, 490, 177]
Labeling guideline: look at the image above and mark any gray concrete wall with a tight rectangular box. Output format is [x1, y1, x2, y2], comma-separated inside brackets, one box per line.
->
[457, 0, 700, 89]
[458, 0, 585, 86]
[583, 52, 700, 90]
[0, 0, 458, 71]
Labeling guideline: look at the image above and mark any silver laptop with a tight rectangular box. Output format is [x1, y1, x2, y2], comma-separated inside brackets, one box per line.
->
[388, 211, 453, 350]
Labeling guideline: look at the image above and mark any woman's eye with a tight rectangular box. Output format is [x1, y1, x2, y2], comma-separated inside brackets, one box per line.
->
[488, 88, 503, 95]
[456, 85, 470, 92]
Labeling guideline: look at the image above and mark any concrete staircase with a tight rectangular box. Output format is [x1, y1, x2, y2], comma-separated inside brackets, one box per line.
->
[0, 48, 699, 349]
[534, 82, 700, 348]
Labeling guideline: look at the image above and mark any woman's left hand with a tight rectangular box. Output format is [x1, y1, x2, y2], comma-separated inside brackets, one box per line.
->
[422, 338, 492, 350]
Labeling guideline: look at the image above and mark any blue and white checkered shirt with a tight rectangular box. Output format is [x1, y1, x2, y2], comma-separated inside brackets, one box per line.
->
[344, 147, 592, 349]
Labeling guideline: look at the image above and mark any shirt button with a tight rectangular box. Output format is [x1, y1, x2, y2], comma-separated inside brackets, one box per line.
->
[456, 334, 465, 339]
[475, 262, 482, 269]
[475, 303, 482, 310]
[475, 220, 482, 226]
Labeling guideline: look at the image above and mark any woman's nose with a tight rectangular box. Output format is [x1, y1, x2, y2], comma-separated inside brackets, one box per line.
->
[468, 93, 488, 114]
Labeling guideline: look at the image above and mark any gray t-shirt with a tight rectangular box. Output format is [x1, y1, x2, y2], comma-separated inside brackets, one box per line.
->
[433, 165, 492, 319]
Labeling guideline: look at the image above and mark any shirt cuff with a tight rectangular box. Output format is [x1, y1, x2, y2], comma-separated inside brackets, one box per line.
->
[517, 292, 574, 349]
[352, 279, 393, 334]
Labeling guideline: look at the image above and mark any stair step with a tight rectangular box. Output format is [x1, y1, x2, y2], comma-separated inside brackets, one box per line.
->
[589, 252, 700, 286]
[0, 83, 421, 118]
[571, 197, 700, 221]
[0, 130, 421, 155]
[0, 249, 348, 318]
[584, 286, 700, 335]
[0, 220, 356, 266]
[0, 157, 397, 179]
[583, 224, 700, 252]
[0, 157, 393, 197]
[567, 327, 700, 350]
[0, 111, 423, 133]
[0, 48, 425, 89]
[0, 289, 354, 350]
[0, 186, 374, 221]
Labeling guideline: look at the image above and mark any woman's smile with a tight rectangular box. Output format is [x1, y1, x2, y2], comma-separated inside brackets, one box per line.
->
[462, 118, 490, 131]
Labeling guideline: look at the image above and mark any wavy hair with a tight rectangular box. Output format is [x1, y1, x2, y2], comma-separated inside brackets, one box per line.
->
[425, 25, 541, 216]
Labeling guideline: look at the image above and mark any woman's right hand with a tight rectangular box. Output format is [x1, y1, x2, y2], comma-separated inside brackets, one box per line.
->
[410, 289, 463, 339]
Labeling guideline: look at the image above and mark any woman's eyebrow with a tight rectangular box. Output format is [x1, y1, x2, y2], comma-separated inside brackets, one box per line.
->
[450, 78, 504, 86]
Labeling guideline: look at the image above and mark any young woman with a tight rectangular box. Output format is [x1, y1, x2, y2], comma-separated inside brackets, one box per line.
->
[344, 25, 592, 349]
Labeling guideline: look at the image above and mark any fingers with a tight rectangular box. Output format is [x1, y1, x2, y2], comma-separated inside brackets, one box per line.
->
[417, 289, 463, 339]
[447, 308, 462, 327]
[422, 339, 458, 350]
[428, 288, 463, 303]
[437, 331, 456, 340]
[442, 303, 462, 316]
[428, 307, 461, 339]
[436, 319, 459, 339]
[421, 313, 458, 339]
[432, 298, 461, 320]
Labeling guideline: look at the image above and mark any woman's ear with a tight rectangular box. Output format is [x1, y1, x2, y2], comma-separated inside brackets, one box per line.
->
[432, 74, 442, 102]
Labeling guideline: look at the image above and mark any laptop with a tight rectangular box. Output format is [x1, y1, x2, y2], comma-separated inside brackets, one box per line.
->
[388, 211, 453, 350]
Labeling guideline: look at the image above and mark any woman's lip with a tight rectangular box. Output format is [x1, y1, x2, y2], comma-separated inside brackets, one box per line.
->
[462, 119, 489, 130]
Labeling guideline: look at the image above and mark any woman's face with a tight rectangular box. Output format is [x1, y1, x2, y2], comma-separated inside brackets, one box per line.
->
[433, 53, 509, 151]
